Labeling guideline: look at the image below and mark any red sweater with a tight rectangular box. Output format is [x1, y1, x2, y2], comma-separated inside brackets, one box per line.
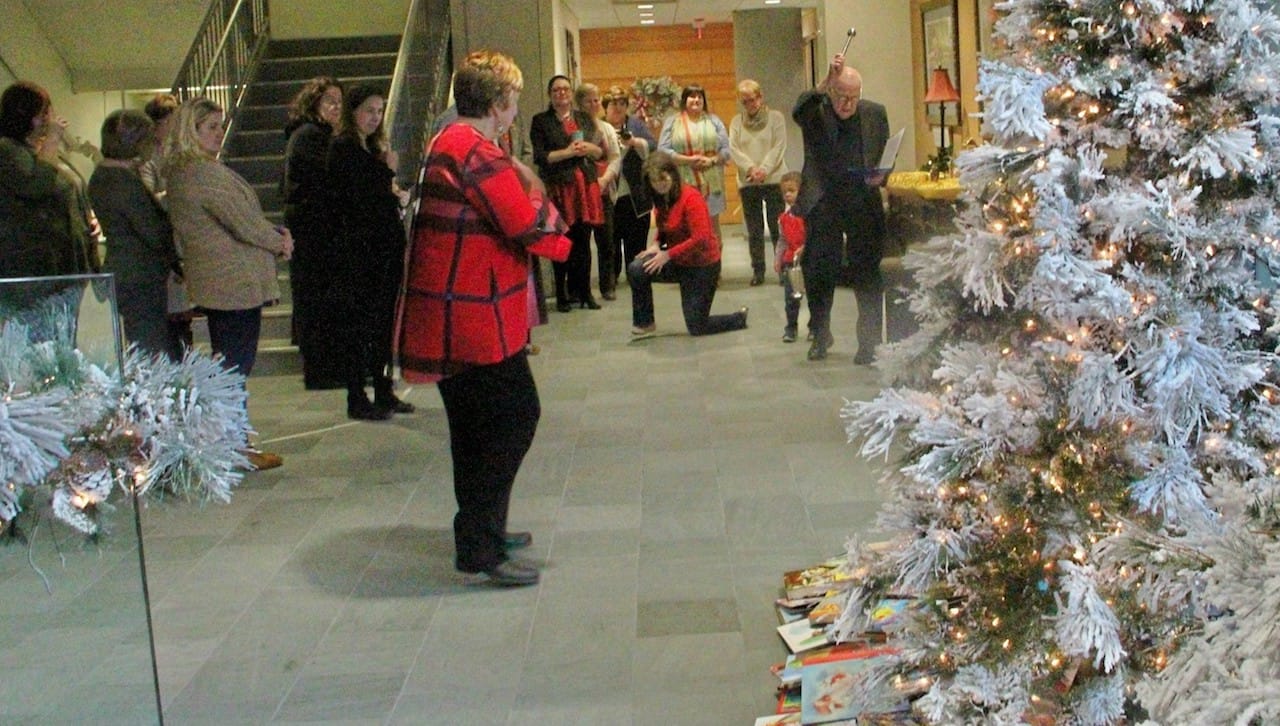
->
[398, 124, 570, 381]
[778, 206, 806, 266]
[655, 185, 720, 267]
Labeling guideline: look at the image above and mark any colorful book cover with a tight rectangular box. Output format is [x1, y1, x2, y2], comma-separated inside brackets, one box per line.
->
[865, 598, 914, 633]
[770, 653, 803, 688]
[755, 712, 802, 725]
[807, 590, 847, 626]
[800, 647, 904, 724]
[776, 618, 832, 654]
[782, 557, 856, 599]
[777, 685, 801, 714]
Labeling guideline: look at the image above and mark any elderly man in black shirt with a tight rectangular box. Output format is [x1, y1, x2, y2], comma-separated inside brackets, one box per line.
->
[792, 54, 890, 363]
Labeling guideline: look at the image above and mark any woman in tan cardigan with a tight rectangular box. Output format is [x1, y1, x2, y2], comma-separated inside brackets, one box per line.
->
[163, 97, 293, 470]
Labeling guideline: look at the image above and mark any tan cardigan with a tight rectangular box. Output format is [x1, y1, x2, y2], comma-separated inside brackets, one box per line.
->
[166, 157, 284, 310]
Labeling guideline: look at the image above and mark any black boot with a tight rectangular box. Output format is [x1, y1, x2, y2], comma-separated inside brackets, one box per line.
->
[348, 388, 392, 421]
[374, 377, 415, 414]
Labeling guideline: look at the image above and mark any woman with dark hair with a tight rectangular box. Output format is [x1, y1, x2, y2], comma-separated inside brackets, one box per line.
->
[164, 97, 293, 471]
[326, 84, 413, 420]
[283, 76, 344, 389]
[399, 50, 570, 587]
[87, 109, 181, 358]
[627, 151, 747, 339]
[530, 74, 605, 312]
[0, 81, 97, 278]
[658, 83, 731, 241]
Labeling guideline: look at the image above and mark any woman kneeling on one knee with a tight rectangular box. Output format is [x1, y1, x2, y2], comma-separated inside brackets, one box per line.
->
[627, 151, 747, 339]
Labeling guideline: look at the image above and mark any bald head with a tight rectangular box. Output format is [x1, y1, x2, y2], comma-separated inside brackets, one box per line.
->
[828, 66, 863, 120]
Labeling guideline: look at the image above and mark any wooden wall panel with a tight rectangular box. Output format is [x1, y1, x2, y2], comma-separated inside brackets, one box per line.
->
[580, 22, 742, 223]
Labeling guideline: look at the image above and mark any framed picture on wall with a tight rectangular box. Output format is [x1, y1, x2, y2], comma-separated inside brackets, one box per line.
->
[977, 0, 997, 57]
[921, 0, 959, 126]
[565, 29, 579, 87]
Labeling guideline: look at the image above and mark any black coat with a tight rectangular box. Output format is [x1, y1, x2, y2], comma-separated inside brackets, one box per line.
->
[529, 107, 600, 188]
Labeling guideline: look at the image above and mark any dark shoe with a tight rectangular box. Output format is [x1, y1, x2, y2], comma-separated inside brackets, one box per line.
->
[783, 327, 797, 343]
[348, 396, 393, 421]
[601, 289, 616, 301]
[483, 560, 539, 586]
[504, 531, 533, 550]
[750, 271, 765, 286]
[807, 330, 834, 361]
[375, 393, 416, 414]
[854, 348, 875, 365]
[739, 306, 749, 328]
[556, 301, 573, 313]
[241, 449, 283, 471]
[579, 296, 602, 310]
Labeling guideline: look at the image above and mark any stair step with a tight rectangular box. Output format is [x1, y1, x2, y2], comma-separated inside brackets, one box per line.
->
[235, 104, 289, 133]
[257, 53, 399, 83]
[267, 35, 401, 59]
[245, 74, 393, 107]
[224, 155, 283, 185]
[254, 182, 284, 215]
[226, 128, 286, 158]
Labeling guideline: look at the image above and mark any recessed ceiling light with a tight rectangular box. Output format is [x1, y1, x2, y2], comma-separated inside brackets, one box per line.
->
[640, 18, 655, 24]
[640, 11, 653, 16]
[765, 0, 782, 4]
[638, 3, 654, 8]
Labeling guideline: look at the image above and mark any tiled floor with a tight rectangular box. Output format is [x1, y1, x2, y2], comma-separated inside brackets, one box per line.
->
[9, 227, 899, 724]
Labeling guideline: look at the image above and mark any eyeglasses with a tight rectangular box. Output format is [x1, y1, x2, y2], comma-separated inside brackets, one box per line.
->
[830, 90, 861, 106]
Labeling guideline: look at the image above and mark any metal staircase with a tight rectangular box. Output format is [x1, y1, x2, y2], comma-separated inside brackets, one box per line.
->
[166, 0, 453, 377]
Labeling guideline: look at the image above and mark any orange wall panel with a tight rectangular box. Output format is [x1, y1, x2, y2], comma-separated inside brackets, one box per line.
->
[580, 22, 742, 223]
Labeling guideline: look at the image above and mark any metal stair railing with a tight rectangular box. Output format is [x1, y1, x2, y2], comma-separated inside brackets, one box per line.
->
[170, 0, 269, 144]
[384, 0, 454, 202]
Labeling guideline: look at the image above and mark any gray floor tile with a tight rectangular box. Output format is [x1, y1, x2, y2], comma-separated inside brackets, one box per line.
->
[6, 225, 899, 724]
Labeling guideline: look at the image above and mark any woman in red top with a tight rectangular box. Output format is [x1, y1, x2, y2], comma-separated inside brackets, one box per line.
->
[627, 151, 748, 339]
[398, 50, 570, 587]
[530, 74, 605, 312]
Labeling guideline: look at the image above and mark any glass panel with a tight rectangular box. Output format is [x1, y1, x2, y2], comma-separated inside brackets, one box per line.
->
[0, 274, 161, 724]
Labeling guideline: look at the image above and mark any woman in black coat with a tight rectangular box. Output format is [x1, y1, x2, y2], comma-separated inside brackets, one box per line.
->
[283, 77, 343, 389]
[529, 75, 605, 312]
[326, 84, 413, 420]
[88, 109, 181, 359]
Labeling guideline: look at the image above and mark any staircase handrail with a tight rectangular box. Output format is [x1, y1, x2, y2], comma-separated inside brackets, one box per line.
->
[382, 0, 454, 237]
[170, 0, 269, 146]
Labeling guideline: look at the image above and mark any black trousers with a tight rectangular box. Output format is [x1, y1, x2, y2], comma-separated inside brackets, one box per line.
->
[803, 199, 884, 353]
[438, 351, 540, 573]
[553, 221, 594, 303]
[595, 195, 615, 294]
[613, 195, 652, 280]
[740, 183, 784, 274]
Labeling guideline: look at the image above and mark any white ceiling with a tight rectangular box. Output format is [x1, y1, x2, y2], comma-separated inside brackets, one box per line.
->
[563, 0, 818, 29]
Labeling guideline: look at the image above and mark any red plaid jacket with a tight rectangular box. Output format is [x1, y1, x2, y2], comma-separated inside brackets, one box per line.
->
[398, 124, 570, 380]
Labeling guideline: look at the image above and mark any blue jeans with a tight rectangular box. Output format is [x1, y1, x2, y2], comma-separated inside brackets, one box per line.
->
[202, 306, 263, 377]
[627, 258, 746, 336]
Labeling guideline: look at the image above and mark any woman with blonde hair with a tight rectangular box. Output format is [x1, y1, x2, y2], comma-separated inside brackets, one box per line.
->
[163, 97, 293, 470]
[400, 50, 570, 586]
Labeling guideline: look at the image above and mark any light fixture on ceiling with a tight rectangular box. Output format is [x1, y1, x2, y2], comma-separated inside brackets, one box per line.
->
[641, 18, 655, 25]
[764, 0, 781, 4]
[637, 3, 653, 8]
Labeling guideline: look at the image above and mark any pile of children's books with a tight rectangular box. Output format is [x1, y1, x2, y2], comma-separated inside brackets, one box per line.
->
[754, 555, 925, 725]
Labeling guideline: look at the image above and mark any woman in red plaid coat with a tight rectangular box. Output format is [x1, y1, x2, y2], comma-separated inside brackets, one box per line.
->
[398, 51, 570, 587]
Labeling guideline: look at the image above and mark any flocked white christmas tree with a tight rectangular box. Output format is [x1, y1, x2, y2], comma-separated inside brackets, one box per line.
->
[837, 0, 1280, 723]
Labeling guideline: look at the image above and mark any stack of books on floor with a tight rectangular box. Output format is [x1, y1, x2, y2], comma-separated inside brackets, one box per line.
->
[753, 556, 925, 725]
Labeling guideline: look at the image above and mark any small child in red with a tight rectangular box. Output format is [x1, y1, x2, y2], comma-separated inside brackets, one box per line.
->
[775, 171, 806, 342]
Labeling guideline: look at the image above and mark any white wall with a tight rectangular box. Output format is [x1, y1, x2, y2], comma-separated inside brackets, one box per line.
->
[271, 0, 412, 39]
[0, 0, 124, 180]
[818, 0, 916, 168]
